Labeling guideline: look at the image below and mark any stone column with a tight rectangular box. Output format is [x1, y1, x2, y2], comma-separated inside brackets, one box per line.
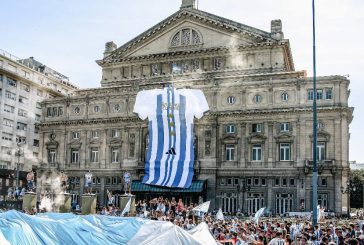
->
[100, 177, 105, 206]
[267, 177, 273, 212]
[268, 123, 274, 168]
[239, 123, 246, 168]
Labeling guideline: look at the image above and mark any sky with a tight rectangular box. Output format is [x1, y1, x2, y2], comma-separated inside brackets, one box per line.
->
[1, 0, 363, 162]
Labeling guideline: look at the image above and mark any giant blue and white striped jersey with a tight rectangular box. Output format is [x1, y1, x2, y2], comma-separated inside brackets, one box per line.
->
[133, 87, 209, 188]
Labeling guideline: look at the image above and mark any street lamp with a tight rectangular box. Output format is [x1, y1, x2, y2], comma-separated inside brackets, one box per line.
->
[341, 180, 356, 217]
[15, 142, 24, 188]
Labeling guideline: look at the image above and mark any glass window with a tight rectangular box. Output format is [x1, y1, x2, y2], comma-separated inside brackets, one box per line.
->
[4, 104, 15, 113]
[308, 90, 314, 100]
[321, 178, 327, 186]
[48, 149, 56, 164]
[5, 91, 16, 101]
[290, 178, 295, 186]
[227, 178, 232, 185]
[18, 109, 27, 117]
[225, 124, 235, 134]
[227, 96, 236, 104]
[247, 178, 252, 186]
[114, 104, 120, 112]
[281, 92, 289, 101]
[74, 107, 80, 114]
[316, 89, 323, 100]
[36, 102, 42, 109]
[16, 122, 27, 131]
[282, 179, 287, 186]
[316, 142, 326, 161]
[90, 148, 99, 162]
[16, 136, 26, 144]
[214, 58, 222, 70]
[2, 133, 13, 142]
[280, 143, 291, 161]
[252, 123, 262, 133]
[111, 130, 120, 138]
[254, 178, 259, 186]
[71, 149, 79, 163]
[234, 178, 239, 186]
[6, 77, 17, 87]
[225, 144, 235, 161]
[72, 132, 80, 139]
[91, 131, 99, 138]
[111, 147, 119, 163]
[325, 88, 333, 100]
[3, 119, 13, 128]
[35, 114, 41, 122]
[261, 178, 266, 186]
[280, 123, 289, 132]
[275, 178, 280, 186]
[254, 94, 262, 103]
[252, 144, 262, 161]
[94, 105, 100, 113]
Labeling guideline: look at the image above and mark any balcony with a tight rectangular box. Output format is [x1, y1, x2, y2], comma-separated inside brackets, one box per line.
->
[304, 159, 336, 174]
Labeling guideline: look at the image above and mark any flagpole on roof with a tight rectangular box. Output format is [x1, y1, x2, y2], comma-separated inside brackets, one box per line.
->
[312, 0, 318, 226]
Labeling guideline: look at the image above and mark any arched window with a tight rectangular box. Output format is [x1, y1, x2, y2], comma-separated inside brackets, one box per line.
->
[171, 28, 202, 47]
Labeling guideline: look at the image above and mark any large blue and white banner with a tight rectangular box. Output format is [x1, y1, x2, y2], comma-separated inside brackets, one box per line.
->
[134, 87, 209, 188]
[0, 211, 217, 245]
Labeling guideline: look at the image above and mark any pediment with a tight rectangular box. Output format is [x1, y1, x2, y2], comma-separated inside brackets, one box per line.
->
[248, 133, 267, 143]
[275, 133, 294, 143]
[310, 130, 330, 141]
[68, 140, 82, 148]
[99, 9, 274, 65]
[221, 134, 239, 143]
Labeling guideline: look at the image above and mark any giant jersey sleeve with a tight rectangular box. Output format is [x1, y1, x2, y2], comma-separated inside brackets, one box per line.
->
[133, 90, 151, 120]
[180, 89, 209, 120]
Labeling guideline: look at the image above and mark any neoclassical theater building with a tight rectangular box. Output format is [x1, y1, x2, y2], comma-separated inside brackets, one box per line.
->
[38, 0, 353, 214]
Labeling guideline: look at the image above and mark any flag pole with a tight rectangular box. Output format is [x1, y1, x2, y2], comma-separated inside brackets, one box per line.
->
[312, 0, 318, 226]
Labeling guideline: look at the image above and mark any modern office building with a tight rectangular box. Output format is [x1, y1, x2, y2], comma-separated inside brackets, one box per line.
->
[0, 49, 78, 194]
[38, 0, 353, 215]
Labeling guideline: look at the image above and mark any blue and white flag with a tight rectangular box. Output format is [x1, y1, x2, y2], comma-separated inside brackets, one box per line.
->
[134, 87, 209, 188]
[122, 197, 132, 216]
[253, 207, 266, 224]
[216, 208, 224, 221]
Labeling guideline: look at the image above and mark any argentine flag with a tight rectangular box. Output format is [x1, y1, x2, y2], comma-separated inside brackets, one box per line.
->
[134, 87, 209, 188]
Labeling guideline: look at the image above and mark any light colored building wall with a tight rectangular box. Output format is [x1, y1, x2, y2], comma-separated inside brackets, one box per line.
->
[0, 49, 78, 174]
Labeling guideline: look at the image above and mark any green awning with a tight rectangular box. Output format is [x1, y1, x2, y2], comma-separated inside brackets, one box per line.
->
[131, 180, 207, 193]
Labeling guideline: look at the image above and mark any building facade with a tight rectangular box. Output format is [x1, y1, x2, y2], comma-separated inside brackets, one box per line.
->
[0, 49, 78, 195]
[38, 0, 353, 215]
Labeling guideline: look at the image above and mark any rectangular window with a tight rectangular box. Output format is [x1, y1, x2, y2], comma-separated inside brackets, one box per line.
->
[111, 129, 120, 138]
[275, 178, 280, 186]
[213, 58, 222, 70]
[72, 132, 80, 139]
[16, 122, 27, 131]
[106, 177, 111, 185]
[5, 91, 16, 100]
[280, 123, 289, 132]
[317, 142, 326, 161]
[252, 144, 262, 161]
[234, 178, 239, 186]
[71, 149, 79, 163]
[3, 119, 13, 128]
[46, 107, 63, 117]
[325, 88, 333, 100]
[282, 179, 287, 186]
[36, 102, 42, 109]
[35, 114, 41, 122]
[19, 96, 27, 104]
[321, 178, 327, 186]
[21, 83, 30, 92]
[227, 178, 232, 185]
[48, 149, 56, 164]
[6, 77, 17, 87]
[90, 148, 99, 162]
[91, 131, 99, 138]
[252, 123, 262, 133]
[308, 90, 314, 100]
[225, 124, 235, 134]
[18, 109, 28, 117]
[34, 126, 39, 134]
[16, 136, 26, 144]
[33, 139, 39, 147]
[220, 178, 226, 185]
[247, 178, 252, 186]
[261, 178, 266, 186]
[2, 133, 13, 141]
[111, 147, 119, 163]
[316, 89, 323, 100]
[4, 104, 15, 113]
[172, 62, 182, 74]
[225, 144, 235, 161]
[290, 178, 295, 186]
[254, 178, 259, 186]
[279, 143, 291, 161]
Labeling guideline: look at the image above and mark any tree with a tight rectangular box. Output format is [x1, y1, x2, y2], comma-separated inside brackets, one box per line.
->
[350, 170, 364, 208]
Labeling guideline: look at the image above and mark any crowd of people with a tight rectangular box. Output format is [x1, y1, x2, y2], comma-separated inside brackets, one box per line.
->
[95, 196, 364, 245]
